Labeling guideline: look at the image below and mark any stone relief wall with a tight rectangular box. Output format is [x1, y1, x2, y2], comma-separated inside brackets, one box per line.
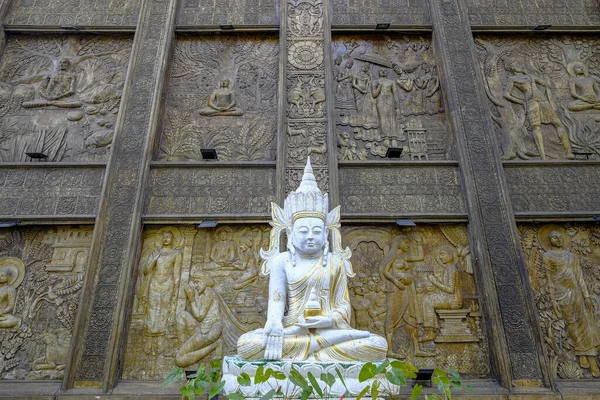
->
[467, 0, 600, 27]
[0, 226, 92, 380]
[122, 224, 487, 379]
[146, 167, 276, 215]
[333, 34, 450, 161]
[176, 0, 278, 26]
[0, 167, 104, 217]
[520, 223, 600, 379]
[5, 0, 141, 26]
[157, 35, 278, 162]
[476, 34, 600, 161]
[0, 34, 132, 163]
[505, 164, 600, 215]
[339, 165, 465, 215]
[332, 0, 428, 26]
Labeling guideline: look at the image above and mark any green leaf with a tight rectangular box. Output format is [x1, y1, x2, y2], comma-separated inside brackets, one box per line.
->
[237, 372, 251, 386]
[289, 367, 310, 391]
[227, 393, 246, 400]
[432, 369, 449, 386]
[272, 371, 286, 381]
[307, 372, 324, 398]
[209, 381, 225, 398]
[358, 362, 376, 382]
[180, 384, 196, 400]
[411, 383, 423, 400]
[210, 359, 222, 370]
[256, 365, 265, 384]
[335, 367, 348, 390]
[194, 377, 210, 392]
[386, 368, 406, 387]
[300, 387, 313, 400]
[375, 360, 389, 374]
[371, 379, 380, 399]
[390, 361, 418, 379]
[356, 385, 369, 400]
[162, 367, 184, 387]
[320, 372, 336, 388]
[260, 389, 276, 400]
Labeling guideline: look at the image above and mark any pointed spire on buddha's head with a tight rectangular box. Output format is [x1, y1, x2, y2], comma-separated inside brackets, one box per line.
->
[284, 157, 329, 224]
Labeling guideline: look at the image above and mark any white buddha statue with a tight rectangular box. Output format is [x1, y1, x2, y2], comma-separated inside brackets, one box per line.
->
[237, 158, 387, 362]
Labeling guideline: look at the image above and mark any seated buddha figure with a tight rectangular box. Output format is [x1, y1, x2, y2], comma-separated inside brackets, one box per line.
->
[237, 158, 388, 361]
[199, 79, 244, 117]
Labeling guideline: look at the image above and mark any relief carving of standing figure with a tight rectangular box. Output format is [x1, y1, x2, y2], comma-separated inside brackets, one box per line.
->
[379, 234, 424, 358]
[335, 60, 356, 110]
[373, 70, 401, 146]
[539, 226, 600, 377]
[141, 228, 182, 355]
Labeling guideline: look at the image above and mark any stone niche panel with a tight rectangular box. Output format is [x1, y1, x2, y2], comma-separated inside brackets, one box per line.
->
[520, 223, 600, 379]
[0, 225, 92, 379]
[121, 224, 488, 379]
[176, 0, 278, 26]
[157, 34, 279, 162]
[333, 34, 451, 161]
[332, 0, 428, 26]
[476, 34, 600, 161]
[505, 164, 600, 215]
[0, 166, 104, 217]
[145, 166, 276, 216]
[5, 0, 141, 26]
[467, 0, 600, 27]
[339, 165, 465, 215]
[0, 34, 133, 163]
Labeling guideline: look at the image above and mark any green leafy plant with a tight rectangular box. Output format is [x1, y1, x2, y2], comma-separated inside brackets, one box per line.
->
[163, 359, 469, 399]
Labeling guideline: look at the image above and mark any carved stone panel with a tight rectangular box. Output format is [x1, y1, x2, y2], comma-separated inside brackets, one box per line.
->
[333, 34, 450, 161]
[476, 34, 600, 161]
[0, 226, 92, 379]
[176, 0, 277, 26]
[146, 166, 276, 216]
[520, 223, 600, 379]
[339, 165, 465, 215]
[332, 0, 428, 26]
[5, 0, 141, 26]
[122, 224, 488, 379]
[505, 164, 600, 215]
[157, 35, 278, 162]
[467, 0, 600, 27]
[0, 34, 132, 162]
[0, 166, 104, 217]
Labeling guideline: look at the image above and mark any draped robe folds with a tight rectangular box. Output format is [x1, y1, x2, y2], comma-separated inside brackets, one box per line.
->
[543, 250, 600, 356]
[237, 253, 387, 361]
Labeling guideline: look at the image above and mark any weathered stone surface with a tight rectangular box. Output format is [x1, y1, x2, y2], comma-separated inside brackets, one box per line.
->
[332, 0, 428, 26]
[176, 0, 278, 25]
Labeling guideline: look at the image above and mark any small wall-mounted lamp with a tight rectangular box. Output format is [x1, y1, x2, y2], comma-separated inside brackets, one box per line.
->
[396, 219, 416, 227]
[199, 220, 218, 228]
[532, 24, 551, 30]
[594, 216, 600, 224]
[385, 147, 403, 158]
[25, 152, 48, 161]
[220, 24, 234, 30]
[200, 149, 218, 160]
[375, 23, 390, 30]
[60, 25, 80, 30]
[0, 221, 20, 228]
[414, 368, 434, 388]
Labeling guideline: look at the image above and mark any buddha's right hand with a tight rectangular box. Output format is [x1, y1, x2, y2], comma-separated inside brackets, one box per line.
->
[263, 320, 283, 360]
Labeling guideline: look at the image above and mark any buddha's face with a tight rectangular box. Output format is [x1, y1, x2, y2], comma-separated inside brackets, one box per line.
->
[162, 232, 174, 246]
[292, 217, 326, 256]
[361, 65, 369, 72]
[439, 249, 452, 264]
[379, 70, 387, 78]
[549, 232, 563, 248]
[574, 63, 585, 76]
[346, 60, 353, 68]
[59, 59, 70, 71]
[398, 239, 410, 252]
[219, 232, 228, 241]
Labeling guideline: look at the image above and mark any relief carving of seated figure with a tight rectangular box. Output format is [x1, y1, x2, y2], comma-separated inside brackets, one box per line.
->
[22, 59, 82, 109]
[237, 158, 388, 361]
[567, 61, 600, 112]
[0, 258, 25, 330]
[199, 79, 244, 117]
[418, 246, 462, 343]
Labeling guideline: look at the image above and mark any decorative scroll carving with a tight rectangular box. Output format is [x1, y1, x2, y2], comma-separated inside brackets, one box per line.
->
[285, 0, 328, 193]
[0, 226, 91, 379]
[123, 224, 487, 378]
[476, 35, 600, 160]
[520, 223, 600, 379]
[176, 0, 277, 26]
[0, 167, 104, 217]
[505, 164, 600, 214]
[146, 167, 276, 215]
[157, 35, 278, 162]
[0, 35, 132, 162]
[332, 0, 428, 26]
[339, 165, 465, 215]
[123, 225, 269, 379]
[5, 0, 141, 26]
[333, 35, 449, 161]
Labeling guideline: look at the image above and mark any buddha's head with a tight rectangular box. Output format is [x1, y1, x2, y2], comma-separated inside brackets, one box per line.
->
[396, 236, 410, 252]
[0, 267, 10, 285]
[291, 217, 326, 257]
[59, 58, 71, 71]
[439, 245, 455, 265]
[569, 61, 587, 77]
[220, 79, 230, 88]
[345, 60, 354, 68]
[548, 230, 563, 249]
[162, 231, 174, 246]
[361, 64, 369, 73]
[506, 58, 525, 74]
[379, 69, 387, 78]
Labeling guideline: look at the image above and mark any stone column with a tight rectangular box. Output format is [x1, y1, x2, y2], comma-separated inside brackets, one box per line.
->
[427, 0, 549, 389]
[282, 0, 338, 204]
[63, 0, 178, 391]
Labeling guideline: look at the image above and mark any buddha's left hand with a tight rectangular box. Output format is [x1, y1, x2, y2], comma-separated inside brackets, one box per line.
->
[296, 316, 333, 329]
